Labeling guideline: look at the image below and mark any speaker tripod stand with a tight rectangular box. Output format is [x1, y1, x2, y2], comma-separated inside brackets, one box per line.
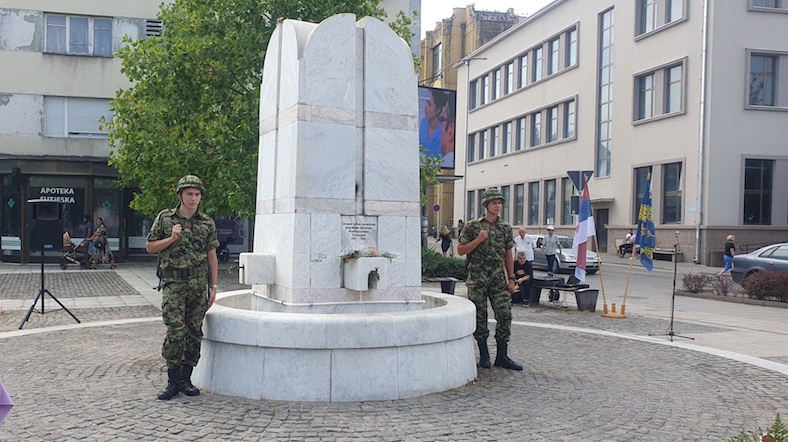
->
[649, 231, 693, 342]
[19, 251, 80, 330]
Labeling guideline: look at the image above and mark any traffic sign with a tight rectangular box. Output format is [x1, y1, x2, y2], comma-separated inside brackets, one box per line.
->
[567, 170, 594, 192]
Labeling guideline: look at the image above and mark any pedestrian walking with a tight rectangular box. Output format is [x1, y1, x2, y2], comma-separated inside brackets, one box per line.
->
[458, 187, 523, 371]
[541, 225, 562, 276]
[718, 235, 736, 276]
[146, 175, 220, 400]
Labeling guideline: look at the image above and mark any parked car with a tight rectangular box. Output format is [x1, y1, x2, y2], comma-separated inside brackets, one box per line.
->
[730, 243, 788, 283]
[531, 234, 600, 274]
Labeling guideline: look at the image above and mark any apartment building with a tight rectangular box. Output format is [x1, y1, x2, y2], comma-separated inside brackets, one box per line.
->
[419, 5, 522, 235]
[0, 1, 163, 262]
[453, 0, 788, 264]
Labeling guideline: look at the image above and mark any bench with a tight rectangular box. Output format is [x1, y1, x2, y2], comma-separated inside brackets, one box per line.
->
[653, 248, 683, 262]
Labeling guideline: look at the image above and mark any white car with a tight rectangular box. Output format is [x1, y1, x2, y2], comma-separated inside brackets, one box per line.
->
[530, 234, 600, 274]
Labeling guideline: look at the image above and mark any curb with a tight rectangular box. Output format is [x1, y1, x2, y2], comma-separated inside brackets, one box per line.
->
[676, 290, 788, 309]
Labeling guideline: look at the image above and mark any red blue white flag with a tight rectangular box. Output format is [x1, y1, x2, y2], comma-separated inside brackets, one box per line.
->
[572, 183, 596, 282]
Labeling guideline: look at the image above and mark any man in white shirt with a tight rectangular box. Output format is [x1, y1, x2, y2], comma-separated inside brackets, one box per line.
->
[513, 228, 536, 263]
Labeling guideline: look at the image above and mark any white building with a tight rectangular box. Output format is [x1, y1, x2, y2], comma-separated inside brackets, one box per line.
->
[453, 0, 788, 264]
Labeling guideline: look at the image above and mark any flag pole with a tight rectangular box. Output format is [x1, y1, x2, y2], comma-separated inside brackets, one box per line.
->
[591, 232, 609, 314]
[621, 246, 636, 315]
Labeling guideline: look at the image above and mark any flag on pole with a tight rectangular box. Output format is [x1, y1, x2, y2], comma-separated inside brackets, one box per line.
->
[635, 173, 656, 271]
[572, 183, 596, 282]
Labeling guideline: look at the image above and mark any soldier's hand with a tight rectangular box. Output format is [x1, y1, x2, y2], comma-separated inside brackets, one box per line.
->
[478, 230, 489, 242]
[508, 280, 515, 294]
[171, 224, 183, 241]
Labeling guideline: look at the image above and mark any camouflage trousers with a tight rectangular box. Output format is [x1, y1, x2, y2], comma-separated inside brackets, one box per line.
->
[161, 276, 208, 369]
[467, 273, 512, 343]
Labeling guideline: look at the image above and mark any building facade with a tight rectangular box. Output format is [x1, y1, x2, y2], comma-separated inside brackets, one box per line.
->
[453, 0, 788, 264]
[419, 5, 522, 235]
[0, 1, 163, 262]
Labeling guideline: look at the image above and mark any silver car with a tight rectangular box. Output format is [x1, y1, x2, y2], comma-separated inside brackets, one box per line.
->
[730, 243, 788, 283]
[531, 234, 600, 274]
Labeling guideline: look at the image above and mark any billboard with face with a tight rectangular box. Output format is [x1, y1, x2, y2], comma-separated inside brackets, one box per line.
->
[418, 86, 457, 169]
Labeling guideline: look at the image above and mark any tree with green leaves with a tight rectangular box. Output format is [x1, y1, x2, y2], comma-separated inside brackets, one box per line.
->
[108, 0, 415, 218]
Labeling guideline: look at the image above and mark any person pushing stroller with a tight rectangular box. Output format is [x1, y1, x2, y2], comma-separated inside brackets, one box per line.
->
[88, 217, 115, 269]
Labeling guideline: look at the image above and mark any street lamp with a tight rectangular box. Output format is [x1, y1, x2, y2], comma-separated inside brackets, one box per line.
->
[461, 56, 487, 223]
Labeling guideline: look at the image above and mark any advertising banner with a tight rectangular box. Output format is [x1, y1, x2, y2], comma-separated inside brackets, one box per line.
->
[418, 86, 457, 169]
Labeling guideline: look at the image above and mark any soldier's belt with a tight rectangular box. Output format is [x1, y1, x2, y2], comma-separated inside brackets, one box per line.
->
[161, 267, 204, 279]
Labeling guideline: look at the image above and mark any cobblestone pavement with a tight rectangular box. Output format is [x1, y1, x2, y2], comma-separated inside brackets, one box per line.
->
[1, 261, 787, 440]
[1, 321, 786, 441]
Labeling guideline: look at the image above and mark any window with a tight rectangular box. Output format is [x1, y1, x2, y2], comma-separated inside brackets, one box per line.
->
[479, 130, 488, 160]
[666, 65, 683, 113]
[544, 179, 556, 225]
[468, 133, 477, 162]
[548, 38, 560, 75]
[467, 191, 476, 222]
[633, 166, 652, 223]
[492, 69, 500, 100]
[469, 80, 478, 110]
[519, 55, 528, 88]
[662, 162, 682, 223]
[752, 0, 786, 8]
[744, 159, 773, 225]
[515, 184, 525, 225]
[597, 8, 614, 177]
[432, 44, 441, 78]
[477, 191, 485, 217]
[44, 97, 112, 138]
[503, 122, 512, 154]
[517, 117, 526, 151]
[565, 100, 576, 138]
[567, 28, 578, 67]
[506, 62, 515, 94]
[636, 0, 685, 36]
[638, 73, 656, 119]
[528, 182, 540, 225]
[532, 112, 542, 146]
[749, 54, 776, 106]
[547, 106, 559, 143]
[490, 127, 499, 157]
[482, 75, 490, 105]
[562, 178, 573, 225]
[45, 14, 113, 56]
[501, 186, 511, 222]
[533, 47, 543, 82]
[634, 60, 685, 121]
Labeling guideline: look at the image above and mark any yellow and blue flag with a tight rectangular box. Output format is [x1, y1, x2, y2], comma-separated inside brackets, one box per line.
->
[635, 173, 656, 271]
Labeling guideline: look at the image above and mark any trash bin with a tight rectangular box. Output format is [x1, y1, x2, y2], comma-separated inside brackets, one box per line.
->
[575, 289, 599, 312]
[440, 278, 457, 295]
[707, 251, 724, 268]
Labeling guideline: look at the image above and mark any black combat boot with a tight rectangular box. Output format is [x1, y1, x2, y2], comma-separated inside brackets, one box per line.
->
[157, 367, 181, 400]
[179, 365, 200, 396]
[494, 341, 523, 371]
[477, 339, 491, 369]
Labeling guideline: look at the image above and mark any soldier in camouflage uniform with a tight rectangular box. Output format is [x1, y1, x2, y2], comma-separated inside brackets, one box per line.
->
[147, 175, 220, 400]
[458, 188, 523, 371]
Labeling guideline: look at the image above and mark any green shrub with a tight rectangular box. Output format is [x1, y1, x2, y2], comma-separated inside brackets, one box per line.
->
[740, 271, 788, 302]
[421, 248, 467, 280]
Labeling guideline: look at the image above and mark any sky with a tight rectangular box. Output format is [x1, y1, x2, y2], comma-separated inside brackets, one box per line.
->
[419, 0, 554, 37]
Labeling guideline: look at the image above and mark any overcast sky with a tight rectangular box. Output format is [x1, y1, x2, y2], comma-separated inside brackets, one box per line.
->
[419, 1, 554, 37]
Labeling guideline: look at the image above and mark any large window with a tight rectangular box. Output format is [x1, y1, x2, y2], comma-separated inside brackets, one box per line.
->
[749, 54, 776, 106]
[597, 9, 614, 177]
[744, 159, 773, 225]
[517, 117, 526, 151]
[45, 14, 113, 57]
[501, 185, 511, 223]
[662, 162, 682, 224]
[469, 80, 478, 110]
[515, 184, 524, 225]
[467, 191, 476, 222]
[633, 166, 652, 223]
[503, 122, 512, 154]
[479, 130, 488, 160]
[44, 97, 112, 138]
[532, 113, 542, 146]
[492, 69, 500, 100]
[544, 180, 556, 225]
[636, 0, 685, 37]
[565, 100, 576, 138]
[548, 38, 560, 75]
[518, 55, 528, 89]
[477, 191, 485, 217]
[481, 75, 489, 105]
[490, 127, 499, 157]
[533, 47, 544, 82]
[467, 133, 477, 162]
[547, 106, 559, 143]
[506, 62, 515, 95]
[432, 44, 441, 78]
[634, 60, 685, 121]
[567, 28, 578, 67]
[752, 0, 787, 10]
[528, 182, 540, 225]
[562, 178, 573, 225]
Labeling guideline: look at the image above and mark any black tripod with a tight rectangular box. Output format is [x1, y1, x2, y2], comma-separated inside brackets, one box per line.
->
[19, 251, 81, 330]
[650, 232, 693, 342]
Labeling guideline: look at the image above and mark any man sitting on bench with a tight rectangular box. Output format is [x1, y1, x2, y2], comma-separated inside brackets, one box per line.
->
[618, 229, 635, 257]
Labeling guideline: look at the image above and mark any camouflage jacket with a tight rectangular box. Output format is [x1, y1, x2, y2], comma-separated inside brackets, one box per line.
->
[147, 205, 219, 270]
[458, 215, 514, 281]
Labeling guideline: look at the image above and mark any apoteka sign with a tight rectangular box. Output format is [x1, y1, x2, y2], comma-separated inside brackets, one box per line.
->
[38, 187, 76, 204]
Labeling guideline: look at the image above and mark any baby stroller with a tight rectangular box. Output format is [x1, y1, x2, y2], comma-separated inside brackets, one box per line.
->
[60, 239, 90, 270]
[89, 236, 115, 269]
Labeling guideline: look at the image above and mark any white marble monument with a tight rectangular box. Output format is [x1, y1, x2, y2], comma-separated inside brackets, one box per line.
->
[194, 14, 476, 402]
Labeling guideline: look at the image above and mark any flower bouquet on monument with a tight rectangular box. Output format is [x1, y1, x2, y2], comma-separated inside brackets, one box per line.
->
[339, 248, 397, 268]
